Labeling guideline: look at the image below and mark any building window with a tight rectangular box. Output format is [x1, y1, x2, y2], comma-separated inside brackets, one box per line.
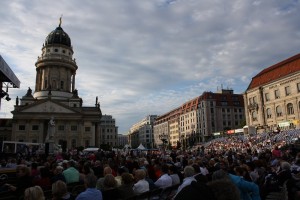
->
[276, 106, 282, 117]
[221, 101, 228, 106]
[58, 125, 64, 131]
[19, 125, 25, 131]
[285, 86, 291, 96]
[71, 139, 76, 148]
[71, 125, 77, 131]
[287, 103, 294, 115]
[85, 127, 91, 132]
[249, 98, 253, 104]
[252, 111, 257, 121]
[55, 49, 58, 52]
[32, 125, 39, 131]
[85, 140, 89, 147]
[266, 108, 272, 119]
[253, 96, 257, 103]
[233, 101, 240, 105]
[274, 89, 280, 99]
[60, 81, 64, 89]
[265, 93, 270, 101]
[297, 83, 300, 92]
[32, 139, 37, 143]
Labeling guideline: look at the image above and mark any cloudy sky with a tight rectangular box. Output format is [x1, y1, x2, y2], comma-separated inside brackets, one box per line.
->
[1, 0, 300, 134]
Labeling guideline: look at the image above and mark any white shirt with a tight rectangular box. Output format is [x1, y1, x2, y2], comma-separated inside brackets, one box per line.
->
[175, 176, 196, 196]
[200, 167, 209, 176]
[170, 174, 180, 185]
[133, 179, 149, 195]
[154, 174, 173, 188]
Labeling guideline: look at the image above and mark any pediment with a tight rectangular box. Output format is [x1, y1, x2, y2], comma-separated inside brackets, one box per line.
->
[21, 100, 76, 114]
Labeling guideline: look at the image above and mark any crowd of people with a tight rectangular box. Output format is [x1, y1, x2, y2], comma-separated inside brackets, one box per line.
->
[0, 129, 300, 200]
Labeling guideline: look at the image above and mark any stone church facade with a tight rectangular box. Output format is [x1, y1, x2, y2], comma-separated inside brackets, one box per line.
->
[10, 21, 106, 150]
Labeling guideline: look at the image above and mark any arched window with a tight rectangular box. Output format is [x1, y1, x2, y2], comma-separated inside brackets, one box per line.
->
[266, 108, 272, 119]
[276, 106, 282, 117]
[287, 103, 294, 115]
[252, 111, 257, 121]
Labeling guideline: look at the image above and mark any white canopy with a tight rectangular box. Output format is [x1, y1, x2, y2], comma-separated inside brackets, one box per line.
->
[137, 143, 146, 150]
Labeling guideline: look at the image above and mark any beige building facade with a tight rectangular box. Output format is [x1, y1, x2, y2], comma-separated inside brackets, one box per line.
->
[128, 115, 157, 149]
[244, 54, 300, 132]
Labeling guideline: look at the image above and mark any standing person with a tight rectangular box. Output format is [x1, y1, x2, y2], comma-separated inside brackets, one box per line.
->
[63, 160, 80, 184]
[76, 174, 102, 200]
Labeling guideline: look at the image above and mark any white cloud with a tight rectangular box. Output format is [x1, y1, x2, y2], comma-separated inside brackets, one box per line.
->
[0, 0, 300, 133]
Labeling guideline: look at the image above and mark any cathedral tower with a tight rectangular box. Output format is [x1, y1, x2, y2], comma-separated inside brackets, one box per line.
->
[34, 18, 78, 101]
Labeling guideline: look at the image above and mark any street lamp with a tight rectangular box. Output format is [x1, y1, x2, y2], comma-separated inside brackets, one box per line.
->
[159, 133, 168, 153]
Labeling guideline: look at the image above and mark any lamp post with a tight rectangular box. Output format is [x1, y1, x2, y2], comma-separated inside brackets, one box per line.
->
[159, 133, 168, 153]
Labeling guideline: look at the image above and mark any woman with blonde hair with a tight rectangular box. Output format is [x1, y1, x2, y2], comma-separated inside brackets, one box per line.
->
[24, 186, 45, 200]
[52, 180, 73, 200]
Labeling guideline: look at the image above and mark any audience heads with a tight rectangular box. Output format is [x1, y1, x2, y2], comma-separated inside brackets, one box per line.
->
[103, 174, 117, 189]
[281, 161, 291, 171]
[52, 180, 68, 199]
[103, 166, 113, 175]
[117, 167, 126, 176]
[211, 169, 230, 181]
[184, 166, 195, 178]
[84, 174, 98, 188]
[55, 166, 64, 174]
[16, 165, 30, 177]
[68, 160, 76, 168]
[169, 165, 178, 174]
[134, 169, 146, 180]
[121, 173, 134, 185]
[192, 164, 200, 174]
[207, 180, 240, 200]
[161, 164, 169, 174]
[24, 186, 44, 200]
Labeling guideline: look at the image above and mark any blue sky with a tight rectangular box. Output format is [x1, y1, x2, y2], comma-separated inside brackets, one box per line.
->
[0, 0, 300, 134]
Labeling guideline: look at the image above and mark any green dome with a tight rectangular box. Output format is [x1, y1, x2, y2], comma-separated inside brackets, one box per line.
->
[45, 26, 71, 47]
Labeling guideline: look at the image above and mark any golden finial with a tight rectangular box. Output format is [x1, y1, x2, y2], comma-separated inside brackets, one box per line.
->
[59, 15, 63, 27]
